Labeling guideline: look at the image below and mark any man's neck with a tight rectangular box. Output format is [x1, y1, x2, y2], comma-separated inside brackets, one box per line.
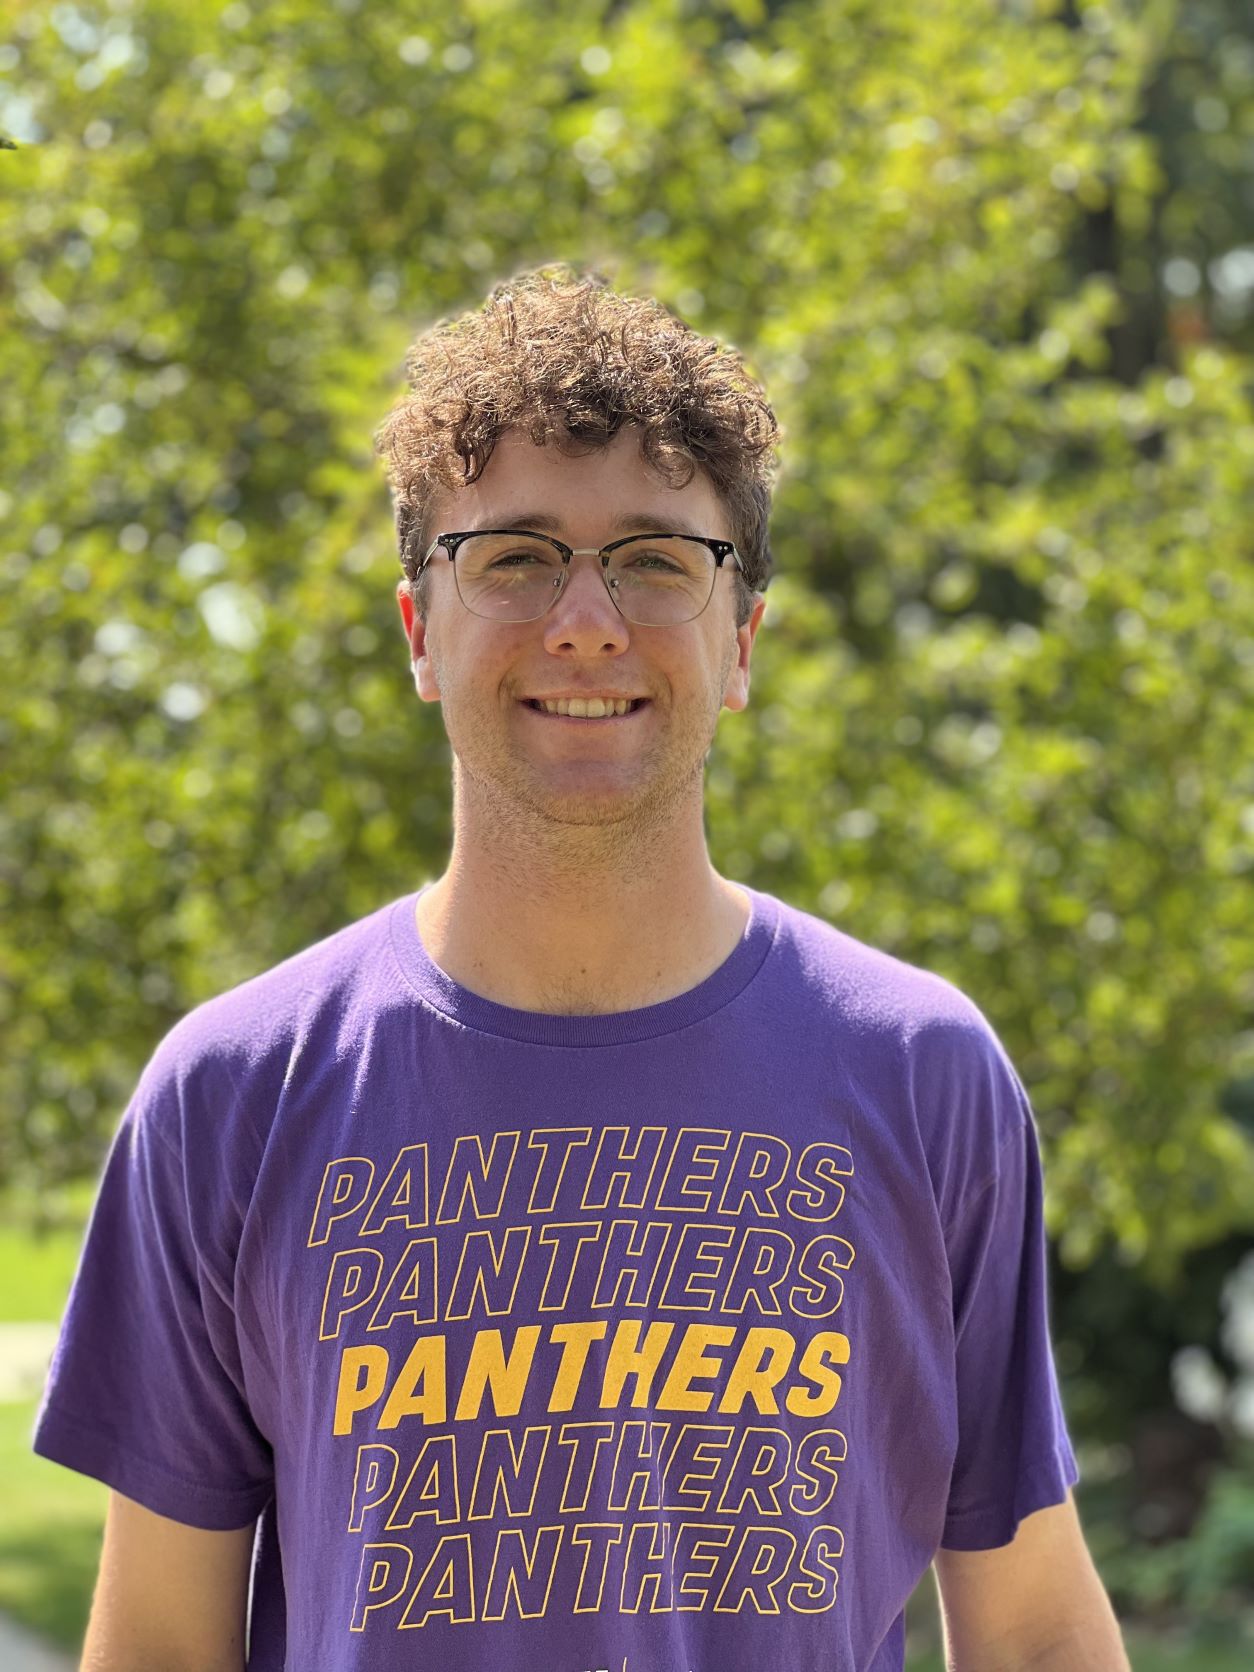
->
[414, 803, 750, 1017]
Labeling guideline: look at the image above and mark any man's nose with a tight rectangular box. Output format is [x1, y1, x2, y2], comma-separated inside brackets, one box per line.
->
[541, 555, 631, 651]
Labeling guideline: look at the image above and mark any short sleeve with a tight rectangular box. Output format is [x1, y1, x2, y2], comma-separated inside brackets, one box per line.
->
[939, 1104, 1080, 1550]
[31, 1073, 275, 1530]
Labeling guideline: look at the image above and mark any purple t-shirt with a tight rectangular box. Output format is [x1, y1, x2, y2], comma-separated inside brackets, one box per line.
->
[34, 885, 1078, 1670]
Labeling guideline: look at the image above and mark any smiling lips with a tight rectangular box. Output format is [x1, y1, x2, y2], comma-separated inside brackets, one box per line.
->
[524, 696, 648, 718]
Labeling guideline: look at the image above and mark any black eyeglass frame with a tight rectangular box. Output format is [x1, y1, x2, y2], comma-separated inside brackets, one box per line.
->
[414, 529, 746, 623]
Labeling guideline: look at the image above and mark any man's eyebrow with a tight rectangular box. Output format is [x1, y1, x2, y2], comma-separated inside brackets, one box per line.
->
[464, 510, 711, 540]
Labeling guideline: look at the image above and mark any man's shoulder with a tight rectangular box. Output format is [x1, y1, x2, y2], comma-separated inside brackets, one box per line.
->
[140, 891, 411, 1098]
[767, 888, 994, 1043]
[767, 890, 1031, 1196]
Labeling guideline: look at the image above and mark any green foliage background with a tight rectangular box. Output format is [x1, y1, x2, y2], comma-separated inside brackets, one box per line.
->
[3, 0, 1254, 1592]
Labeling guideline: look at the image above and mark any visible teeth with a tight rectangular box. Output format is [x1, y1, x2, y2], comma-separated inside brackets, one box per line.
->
[539, 697, 634, 717]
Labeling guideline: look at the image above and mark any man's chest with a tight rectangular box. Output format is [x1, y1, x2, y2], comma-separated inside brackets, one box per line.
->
[240, 1082, 955, 1657]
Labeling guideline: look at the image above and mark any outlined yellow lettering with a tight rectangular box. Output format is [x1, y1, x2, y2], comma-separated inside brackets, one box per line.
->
[320, 1249, 385, 1341]
[481, 1525, 563, 1621]
[308, 1157, 374, 1247]
[444, 1226, 532, 1321]
[346, 1443, 399, 1533]
[581, 1125, 667, 1211]
[714, 1525, 797, 1614]
[785, 1143, 853, 1223]
[570, 1521, 624, 1613]
[786, 1524, 844, 1613]
[525, 1128, 592, 1214]
[365, 1237, 438, 1333]
[620, 1519, 674, 1614]
[661, 1423, 734, 1513]
[607, 1420, 671, 1513]
[788, 1233, 855, 1319]
[672, 1521, 735, 1612]
[385, 1432, 461, 1529]
[592, 1219, 672, 1310]
[435, 1132, 519, 1225]
[359, 1144, 429, 1236]
[716, 1427, 791, 1517]
[349, 1542, 411, 1631]
[657, 1223, 736, 1312]
[720, 1229, 795, 1317]
[468, 1425, 550, 1521]
[537, 1221, 603, 1311]
[789, 1430, 846, 1517]
[397, 1533, 476, 1629]
[556, 1420, 616, 1513]
[717, 1132, 792, 1217]
[655, 1127, 732, 1213]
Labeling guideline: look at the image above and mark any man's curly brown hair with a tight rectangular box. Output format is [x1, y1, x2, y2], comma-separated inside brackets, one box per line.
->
[373, 263, 781, 628]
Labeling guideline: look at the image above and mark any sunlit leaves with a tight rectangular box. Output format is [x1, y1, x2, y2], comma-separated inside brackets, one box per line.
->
[2, 0, 1253, 1287]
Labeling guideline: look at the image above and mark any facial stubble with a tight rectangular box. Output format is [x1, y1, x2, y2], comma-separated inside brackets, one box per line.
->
[434, 632, 738, 872]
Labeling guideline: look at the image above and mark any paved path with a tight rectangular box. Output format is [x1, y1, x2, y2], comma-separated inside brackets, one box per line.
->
[0, 1321, 59, 1404]
[0, 1613, 75, 1671]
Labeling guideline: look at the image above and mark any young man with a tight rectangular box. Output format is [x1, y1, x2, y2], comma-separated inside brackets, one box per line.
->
[34, 266, 1129, 1670]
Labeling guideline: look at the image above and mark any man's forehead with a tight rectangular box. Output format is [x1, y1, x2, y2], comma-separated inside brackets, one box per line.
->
[444, 508, 718, 541]
[424, 428, 728, 539]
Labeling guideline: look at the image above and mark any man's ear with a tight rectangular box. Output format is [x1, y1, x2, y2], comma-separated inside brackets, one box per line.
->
[721, 592, 767, 713]
[397, 579, 441, 701]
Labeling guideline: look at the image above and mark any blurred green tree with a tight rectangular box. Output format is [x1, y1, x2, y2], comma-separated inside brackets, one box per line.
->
[1, 0, 1252, 1304]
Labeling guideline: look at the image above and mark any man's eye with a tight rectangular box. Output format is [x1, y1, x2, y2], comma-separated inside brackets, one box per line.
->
[632, 554, 683, 573]
[492, 551, 541, 567]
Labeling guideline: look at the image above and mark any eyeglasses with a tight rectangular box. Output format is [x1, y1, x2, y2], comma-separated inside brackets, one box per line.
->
[414, 529, 745, 625]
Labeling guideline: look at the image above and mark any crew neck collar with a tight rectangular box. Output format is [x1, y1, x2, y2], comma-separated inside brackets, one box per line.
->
[388, 884, 780, 1047]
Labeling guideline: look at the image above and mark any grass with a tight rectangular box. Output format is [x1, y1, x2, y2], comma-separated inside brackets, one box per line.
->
[0, 1181, 96, 1322]
[0, 1185, 104, 1650]
[0, 1397, 105, 1651]
[904, 1629, 1254, 1671]
[1108, 1645, 1254, 1671]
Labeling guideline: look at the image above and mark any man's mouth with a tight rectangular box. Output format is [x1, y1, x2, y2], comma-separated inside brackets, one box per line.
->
[522, 697, 649, 719]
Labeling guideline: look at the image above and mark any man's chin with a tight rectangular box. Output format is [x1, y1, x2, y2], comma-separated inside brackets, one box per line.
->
[520, 785, 652, 828]
[456, 747, 703, 829]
